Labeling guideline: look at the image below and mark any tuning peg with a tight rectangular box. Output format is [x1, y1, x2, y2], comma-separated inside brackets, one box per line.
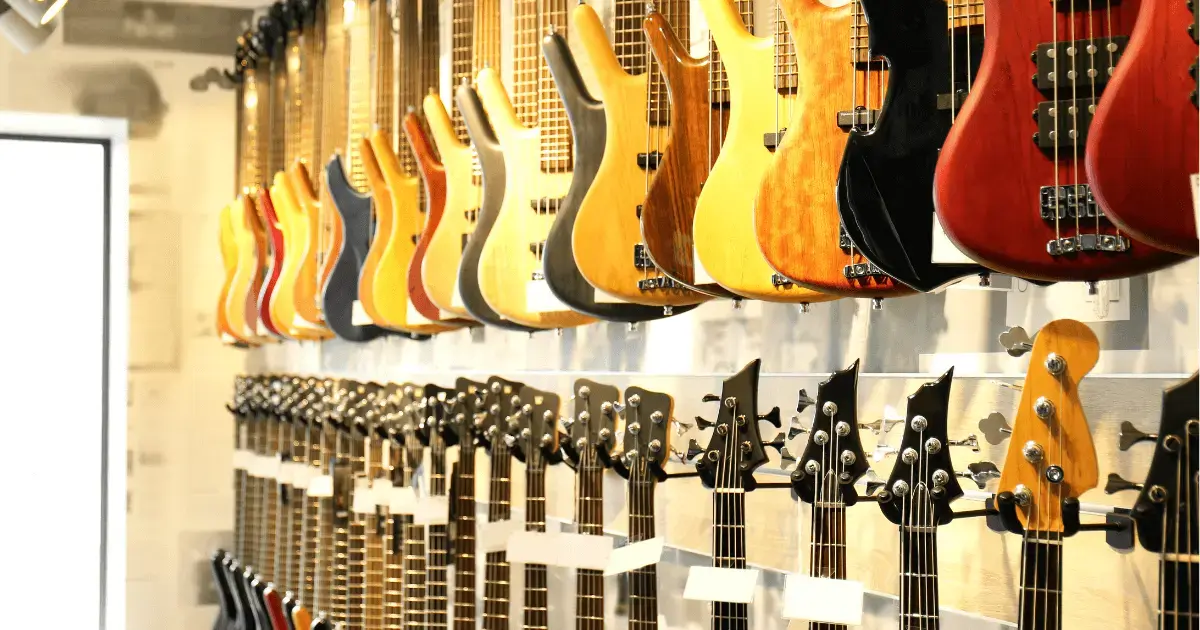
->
[859, 417, 903, 435]
[956, 461, 1001, 489]
[758, 407, 782, 428]
[779, 446, 797, 466]
[764, 431, 787, 451]
[1118, 421, 1157, 452]
[795, 390, 815, 413]
[672, 438, 704, 463]
[998, 325, 1035, 357]
[948, 434, 980, 452]
[702, 393, 720, 403]
[786, 420, 808, 441]
[1104, 472, 1143, 494]
[694, 415, 714, 430]
[672, 419, 693, 436]
[979, 411, 1012, 446]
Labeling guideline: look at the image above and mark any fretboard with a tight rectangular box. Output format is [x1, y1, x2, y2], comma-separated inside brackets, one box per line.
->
[773, 5, 798, 93]
[646, 0, 688, 127]
[261, 420, 281, 583]
[483, 441, 512, 630]
[628, 470, 659, 629]
[319, 0, 347, 187]
[345, 0, 372, 190]
[301, 424, 326, 608]
[576, 459, 605, 630]
[472, 0, 501, 73]
[449, 0, 474, 141]
[810, 472, 848, 630]
[613, 0, 646, 74]
[346, 436, 368, 629]
[288, 423, 308, 598]
[283, 31, 302, 169]
[364, 439, 386, 630]
[899, 508, 940, 630]
[404, 514, 428, 629]
[1160, 560, 1199, 629]
[315, 428, 337, 616]
[712, 484, 748, 630]
[384, 443, 410, 630]
[1017, 534, 1063, 630]
[708, 0, 753, 106]
[453, 443, 478, 630]
[299, 11, 324, 175]
[513, 0, 572, 172]
[242, 68, 263, 191]
[370, 0, 396, 140]
[396, 0, 419, 174]
[525, 456, 549, 630]
[426, 443, 450, 628]
[234, 418, 248, 564]
[330, 436, 352, 626]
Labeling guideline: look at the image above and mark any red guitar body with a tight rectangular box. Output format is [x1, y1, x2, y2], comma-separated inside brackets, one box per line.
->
[933, 0, 1188, 281]
[260, 585, 289, 630]
[1086, 0, 1199, 256]
[255, 188, 286, 337]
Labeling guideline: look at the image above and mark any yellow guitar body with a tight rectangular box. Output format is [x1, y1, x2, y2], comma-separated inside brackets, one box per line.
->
[270, 173, 326, 340]
[286, 162, 333, 336]
[420, 93, 479, 320]
[358, 138, 396, 328]
[217, 203, 251, 346]
[692, 0, 837, 304]
[369, 130, 458, 335]
[226, 195, 272, 344]
[572, 5, 708, 308]
[476, 67, 596, 329]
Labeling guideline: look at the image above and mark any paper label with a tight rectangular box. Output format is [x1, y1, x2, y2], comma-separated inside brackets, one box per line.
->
[289, 463, 314, 489]
[413, 496, 451, 525]
[526, 278, 568, 313]
[451, 283, 466, 309]
[683, 567, 760, 603]
[307, 474, 334, 497]
[693, 250, 716, 285]
[407, 299, 435, 326]
[603, 537, 665, 576]
[781, 575, 864, 625]
[351, 300, 373, 326]
[371, 478, 394, 507]
[254, 455, 281, 479]
[232, 449, 253, 471]
[507, 531, 614, 570]
[593, 288, 632, 304]
[388, 485, 419, 514]
[931, 212, 976, 264]
[479, 519, 522, 553]
[351, 478, 375, 514]
[276, 461, 294, 485]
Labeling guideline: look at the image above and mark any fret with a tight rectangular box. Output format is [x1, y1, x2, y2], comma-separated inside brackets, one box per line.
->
[233, 419, 248, 564]
[613, 0, 645, 74]
[242, 68, 262, 192]
[1018, 535, 1063, 630]
[403, 520, 428, 629]
[315, 427, 336, 616]
[329, 431, 352, 626]
[708, 0, 753, 106]
[269, 36, 288, 176]
[301, 425, 324, 607]
[283, 31, 303, 168]
[346, 435, 368, 630]
[426, 440, 450, 628]
[510, 0, 572, 172]
[256, 51, 274, 186]
[384, 515, 405, 630]
[525, 453, 550, 630]
[299, 11, 324, 176]
[807, 472, 847, 630]
[453, 442, 479, 630]
[575, 452, 606, 630]
[628, 469, 660, 628]
[1160, 561, 1199, 626]
[370, 0, 395, 140]
[261, 423, 280, 584]
[319, 0, 346, 190]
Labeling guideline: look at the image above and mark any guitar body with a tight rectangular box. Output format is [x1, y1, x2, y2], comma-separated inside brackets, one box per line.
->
[285, 163, 333, 334]
[754, 0, 914, 298]
[254, 189, 287, 338]
[933, 0, 1187, 281]
[225, 560, 258, 630]
[228, 195, 271, 344]
[1085, 0, 1199, 256]
[543, 28, 692, 321]
[261, 585, 289, 630]
[404, 112, 473, 327]
[455, 84, 540, 332]
[322, 155, 390, 342]
[358, 137, 394, 328]
[563, 9, 707, 310]
[420, 93, 480, 320]
[837, 0, 987, 291]
[288, 603, 311, 630]
[367, 131, 447, 336]
[217, 205, 251, 346]
[209, 552, 238, 630]
[641, 13, 735, 298]
[693, 0, 840, 303]
[269, 174, 322, 338]
[475, 67, 596, 329]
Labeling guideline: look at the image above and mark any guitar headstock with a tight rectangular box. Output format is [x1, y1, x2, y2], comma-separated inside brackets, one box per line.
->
[449, 378, 488, 446]
[421, 383, 457, 448]
[1131, 373, 1198, 553]
[562, 379, 620, 469]
[997, 319, 1100, 532]
[480, 376, 525, 454]
[878, 368, 964, 526]
[398, 383, 426, 467]
[695, 359, 778, 490]
[514, 385, 563, 464]
[790, 360, 871, 505]
[617, 386, 674, 481]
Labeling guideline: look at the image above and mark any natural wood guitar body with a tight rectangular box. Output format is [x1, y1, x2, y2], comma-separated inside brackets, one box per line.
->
[1085, 0, 1199, 256]
[754, 0, 913, 298]
[475, 67, 596, 329]
[694, 0, 840, 303]
[228, 195, 272, 344]
[358, 137, 395, 328]
[217, 203, 250, 345]
[641, 13, 734, 298]
[571, 5, 707, 308]
[420, 93, 480, 320]
[267, 174, 305, 338]
[285, 162, 333, 334]
[933, 0, 1186, 281]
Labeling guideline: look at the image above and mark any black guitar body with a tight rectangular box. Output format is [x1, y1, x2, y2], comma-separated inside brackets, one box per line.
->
[322, 156, 406, 342]
[541, 33, 686, 323]
[836, 0, 986, 291]
[455, 84, 540, 333]
[210, 551, 238, 630]
[248, 574, 275, 630]
[226, 559, 257, 630]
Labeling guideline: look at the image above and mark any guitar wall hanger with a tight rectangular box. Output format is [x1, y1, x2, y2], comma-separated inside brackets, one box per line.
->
[991, 491, 1135, 551]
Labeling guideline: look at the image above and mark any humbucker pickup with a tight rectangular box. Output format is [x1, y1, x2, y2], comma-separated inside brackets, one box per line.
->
[836, 109, 879, 131]
[633, 244, 654, 269]
[637, 152, 662, 170]
[843, 262, 886, 280]
[1040, 184, 1103, 221]
[1047, 233, 1131, 256]
[1033, 97, 1097, 149]
[763, 129, 786, 151]
[1033, 36, 1128, 91]
[529, 198, 563, 214]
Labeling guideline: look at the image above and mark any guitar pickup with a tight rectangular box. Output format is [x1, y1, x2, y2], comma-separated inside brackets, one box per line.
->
[637, 151, 662, 170]
[1046, 234, 1130, 256]
[770, 273, 793, 287]
[464, 208, 479, 221]
[1033, 36, 1127, 90]
[1032, 97, 1097, 150]
[410, 234, 420, 245]
[763, 129, 787, 151]
[936, 90, 968, 111]
[843, 262, 886, 280]
[836, 109, 879, 131]
[633, 244, 654, 269]
[1039, 184, 1102, 221]
[529, 241, 546, 260]
[530, 198, 563, 214]
[838, 224, 854, 254]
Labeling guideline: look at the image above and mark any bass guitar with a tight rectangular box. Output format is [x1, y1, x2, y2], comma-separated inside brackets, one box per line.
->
[932, 0, 1187, 281]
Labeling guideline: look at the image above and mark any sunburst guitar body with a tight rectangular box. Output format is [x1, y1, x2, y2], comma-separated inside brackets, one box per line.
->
[286, 162, 334, 335]
[932, 0, 1187, 281]
[565, 6, 707, 311]
[217, 204, 251, 346]
[1085, 0, 1199, 256]
[227, 195, 272, 344]
[754, 0, 913, 298]
[475, 67, 595, 329]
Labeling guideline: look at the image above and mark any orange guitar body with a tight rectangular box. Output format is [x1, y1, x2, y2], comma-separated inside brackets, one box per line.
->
[358, 139, 395, 327]
[217, 203, 251, 346]
[287, 162, 335, 334]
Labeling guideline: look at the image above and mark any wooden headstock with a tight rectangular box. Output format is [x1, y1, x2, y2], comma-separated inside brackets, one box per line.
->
[449, 378, 488, 446]
[997, 319, 1100, 532]
[480, 376, 526, 453]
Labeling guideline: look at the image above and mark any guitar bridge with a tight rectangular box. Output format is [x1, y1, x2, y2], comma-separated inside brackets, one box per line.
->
[637, 276, 686, 291]
[1047, 234, 1131, 256]
[771, 273, 793, 287]
[843, 262, 887, 279]
[838, 224, 853, 254]
[763, 129, 786, 151]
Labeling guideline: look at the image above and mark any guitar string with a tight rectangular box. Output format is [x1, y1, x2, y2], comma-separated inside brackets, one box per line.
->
[1050, 0, 1062, 246]
[711, 396, 730, 627]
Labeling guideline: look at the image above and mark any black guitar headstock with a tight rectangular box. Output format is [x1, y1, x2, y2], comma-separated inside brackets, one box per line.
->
[616, 386, 674, 481]
[449, 378, 488, 446]
[878, 368, 964, 526]
[397, 383, 426, 468]
[562, 379, 620, 469]
[480, 376, 526, 454]
[790, 360, 871, 505]
[514, 386, 563, 465]
[695, 359, 779, 491]
[421, 384, 457, 448]
[1131, 373, 1198, 554]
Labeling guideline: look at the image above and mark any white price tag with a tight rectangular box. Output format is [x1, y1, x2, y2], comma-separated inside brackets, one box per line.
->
[371, 478, 394, 507]
[388, 486, 419, 514]
[413, 496, 451, 525]
[479, 519, 522, 553]
[604, 537, 665, 576]
[351, 478, 376, 514]
[232, 449, 253, 471]
[255, 455, 281, 479]
[593, 288, 632, 304]
[930, 212, 977, 264]
[693, 250, 716, 285]
[276, 461, 294, 485]
[291, 463, 315, 489]
[526, 278, 568, 313]
[307, 474, 334, 498]
[781, 575, 864, 625]
[683, 567, 760, 604]
[507, 531, 613, 570]
[351, 300, 373, 326]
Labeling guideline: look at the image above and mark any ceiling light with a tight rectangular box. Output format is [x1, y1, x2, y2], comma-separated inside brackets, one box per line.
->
[5, 0, 67, 27]
[0, 1, 54, 53]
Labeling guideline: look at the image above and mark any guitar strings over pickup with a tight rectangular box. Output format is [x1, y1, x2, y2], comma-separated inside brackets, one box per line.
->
[770, 273, 794, 288]
[1040, 185, 1102, 221]
[529, 240, 546, 261]
[763, 129, 786, 152]
[529, 198, 563, 214]
[843, 261, 887, 280]
[1032, 97, 1098, 150]
[633, 244, 654, 270]
[637, 276, 688, 291]
[636, 152, 662, 170]
[1033, 37, 1128, 91]
[1046, 233, 1131, 256]
[936, 90, 968, 111]
[464, 208, 479, 221]
[836, 108, 879, 131]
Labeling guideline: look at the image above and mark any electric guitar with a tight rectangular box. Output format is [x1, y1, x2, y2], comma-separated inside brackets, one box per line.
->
[542, 1, 704, 319]
[219, 47, 257, 347]
[932, 0, 1187, 282]
[691, 0, 840, 304]
[512, 385, 565, 629]
[473, 0, 595, 329]
[835, 0, 989, 292]
[1085, 0, 1200, 256]
[995, 319, 1099, 629]
[250, 13, 289, 340]
[754, 0, 913, 299]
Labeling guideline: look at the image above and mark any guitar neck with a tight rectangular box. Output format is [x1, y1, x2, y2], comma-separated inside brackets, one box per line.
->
[234, 417, 249, 564]
[576, 459, 605, 630]
[449, 0, 474, 141]
[628, 470, 659, 629]
[269, 37, 289, 175]
[370, 0, 396, 140]
[260, 418, 281, 584]
[363, 438, 386, 630]
[426, 442, 450, 628]
[513, 0, 572, 173]
[344, 0, 372, 190]
[403, 461, 428, 629]
[613, 0, 646, 74]
[472, 0, 501, 82]
[242, 68, 263, 190]
[525, 456, 549, 630]
[646, 0, 688, 127]
[315, 426, 337, 616]
[708, 0, 753, 106]
[288, 422, 308, 599]
[1018, 534, 1063, 630]
[483, 441, 512, 629]
[712, 487, 748, 630]
[318, 0, 346, 186]
[453, 442, 478, 630]
[809, 473, 847, 630]
[1161, 559, 1199, 627]
[383, 443, 410, 630]
[898, 518, 940, 629]
[299, 12, 325, 176]
[329, 432, 352, 626]
[344, 434, 368, 629]
[773, 3, 798, 93]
